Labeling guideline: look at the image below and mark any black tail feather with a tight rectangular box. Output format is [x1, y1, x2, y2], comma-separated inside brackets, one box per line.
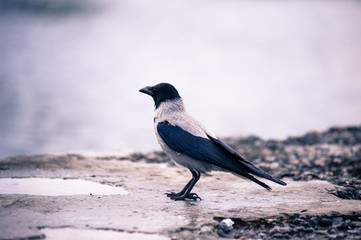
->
[243, 163, 287, 186]
[241, 172, 272, 191]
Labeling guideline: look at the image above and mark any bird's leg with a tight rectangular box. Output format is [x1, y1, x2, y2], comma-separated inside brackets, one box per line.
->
[166, 177, 193, 198]
[166, 170, 201, 201]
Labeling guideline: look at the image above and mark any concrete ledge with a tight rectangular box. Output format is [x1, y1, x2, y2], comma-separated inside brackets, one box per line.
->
[0, 153, 360, 239]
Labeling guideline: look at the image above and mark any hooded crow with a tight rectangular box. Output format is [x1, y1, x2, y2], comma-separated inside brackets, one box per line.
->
[140, 83, 286, 201]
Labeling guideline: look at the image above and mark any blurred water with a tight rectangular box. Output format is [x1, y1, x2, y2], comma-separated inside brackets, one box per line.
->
[0, 178, 128, 196]
[0, 0, 361, 159]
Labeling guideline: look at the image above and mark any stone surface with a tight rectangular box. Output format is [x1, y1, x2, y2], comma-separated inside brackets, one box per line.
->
[0, 153, 360, 239]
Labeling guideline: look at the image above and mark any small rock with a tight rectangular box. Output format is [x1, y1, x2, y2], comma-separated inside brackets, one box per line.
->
[294, 226, 306, 232]
[217, 219, 234, 235]
[269, 225, 290, 235]
[272, 233, 286, 238]
[320, 217, 333, 227]
[217, 229, 229, 238]
[327, 226, 338, 234]
[220, 218, 234, 228]
[332, 217, 343, 226]
[269, 226, 282, 234]
[310, 216, 320, 227]
[293, 219, 303, 225]
[326, 233, 338, 239]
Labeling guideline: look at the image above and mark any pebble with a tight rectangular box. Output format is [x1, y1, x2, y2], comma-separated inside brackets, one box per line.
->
[144, 126, 361, 239]
[214, 213, 361, 239]
[220, 218, 235, 227]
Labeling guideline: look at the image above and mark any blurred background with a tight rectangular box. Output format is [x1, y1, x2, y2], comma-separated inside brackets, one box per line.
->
[0, 0, 360, 159]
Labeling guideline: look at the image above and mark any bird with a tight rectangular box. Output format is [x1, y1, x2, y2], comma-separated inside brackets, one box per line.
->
[139, 83, 286, 201]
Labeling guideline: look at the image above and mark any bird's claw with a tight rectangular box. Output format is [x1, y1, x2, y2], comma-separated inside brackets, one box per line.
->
[186, 193, 202, 201]
[165, 192, 202, 201]
[165, 192, 179, 198]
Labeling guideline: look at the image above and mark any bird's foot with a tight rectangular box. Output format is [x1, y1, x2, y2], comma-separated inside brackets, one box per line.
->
[165, 192, 201, 201]
[165, 192, 181, 198]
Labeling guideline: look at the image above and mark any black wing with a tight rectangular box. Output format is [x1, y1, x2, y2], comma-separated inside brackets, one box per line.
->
[157, 121, 286, 190]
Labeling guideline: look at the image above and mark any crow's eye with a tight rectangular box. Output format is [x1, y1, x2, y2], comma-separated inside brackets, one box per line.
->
[152, 88, 159, 95]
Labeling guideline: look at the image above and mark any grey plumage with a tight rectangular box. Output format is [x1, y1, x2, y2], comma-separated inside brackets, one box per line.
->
[140, 83, 286, 201]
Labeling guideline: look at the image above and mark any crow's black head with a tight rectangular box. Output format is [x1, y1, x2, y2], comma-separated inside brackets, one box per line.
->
[139, 83, 181, 108]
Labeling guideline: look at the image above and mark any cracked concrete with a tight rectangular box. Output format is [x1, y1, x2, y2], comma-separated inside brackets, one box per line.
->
[0, 154, 360, 239]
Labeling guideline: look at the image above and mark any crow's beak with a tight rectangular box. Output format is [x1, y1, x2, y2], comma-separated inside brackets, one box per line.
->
[139, 86, 153, 96]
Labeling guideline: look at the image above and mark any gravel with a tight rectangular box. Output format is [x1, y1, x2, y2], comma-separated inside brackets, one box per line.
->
[124, 125, 361, 199]
[134, 125, 361, 239]
[223, 126, 361, 200]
